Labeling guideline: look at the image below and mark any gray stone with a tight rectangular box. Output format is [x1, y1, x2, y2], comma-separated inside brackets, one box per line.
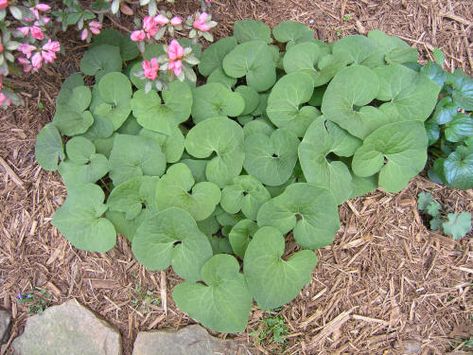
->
[132, 325, 249, 355]
[12, 299, 121, 355]
[0, 309, 11, 344]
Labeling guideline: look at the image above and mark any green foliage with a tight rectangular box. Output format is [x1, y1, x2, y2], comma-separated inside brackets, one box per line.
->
[36, 21, 452, 334]
[251, 315, 289, 346]
[417, 192, 472, 240]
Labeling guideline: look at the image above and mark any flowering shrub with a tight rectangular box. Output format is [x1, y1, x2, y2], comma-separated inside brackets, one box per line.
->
[34, 20, 451, 333]
[0, 0, 214, 107]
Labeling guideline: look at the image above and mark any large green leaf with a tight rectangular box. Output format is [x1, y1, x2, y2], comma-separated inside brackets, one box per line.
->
[257, 183, 340, 249]
[107, 176, 158, 220]
[272, 21, 314, 47]
[109, 134, 166, 185]
[443, 145, 473, 189]
[156, 163, 221, 221]
[322, 64, 388, 139]
[282, 42, 325, 83]
[58, 136, 109, 187]
[298, 116, 361, 204]
[244, 226, 317, 310]
[234, 20, 271, 44]
[191, 83, 245, 123]
[352, 121, 428, 192]
[221, 175, 271, 220]
[244, 129, 300, 186]
[185, 117, 244, 187]
[132, 207, 213, 281]
[228, 219, 258, 258]
[444, 113, 473, 143]
[222, 40, 276, 92]
[448, 69, 473, 110]
[91, 72, 132, 130]
[373, 64, 441, 122]
[80, 44, 122, 81]
[35, 123, 64, 171]
[52, 183, 116, 252]
[267, 71, 321, 137]
[131, 80, 192, 135]
[332, 35, 384, 67]
[368, 29, 418, 65]
[198, 37, 238, 76]
[92, 28, 139, 61]
[173, 254, 252, 333]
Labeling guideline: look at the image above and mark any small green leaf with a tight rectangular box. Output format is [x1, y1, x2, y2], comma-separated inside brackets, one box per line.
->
[198, 37, 237, 77]
[272, 21, 314, 47]
[92, 28, 139, 61]
[228, 219, 258, 258]
[417, 192, 435, 212]
[80, 44, 122, 81]
[139, 126, 185, 163]
[234, 20, 271, 44]
[432, 48, 445, 66]
[132, 207, 213, 280]
[429, 216, 442, 231]
[173, 254, 252, 333]
[443, 145, 473, 189]
[35, 124, 64, 171]
[53, 86, 94, 136]
[442, 212, 472, 240]
[52, 184, 116, 252]
[444, 113, 473, 143]
[244, 226, 317, 310]
[235, 85, 260, 116]
[447, 69, 473, 111]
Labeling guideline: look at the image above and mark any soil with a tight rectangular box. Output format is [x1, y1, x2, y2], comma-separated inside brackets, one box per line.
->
[1, 1, 472, 354]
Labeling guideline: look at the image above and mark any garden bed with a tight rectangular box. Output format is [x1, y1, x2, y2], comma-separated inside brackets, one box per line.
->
[0, 0, 472, 354]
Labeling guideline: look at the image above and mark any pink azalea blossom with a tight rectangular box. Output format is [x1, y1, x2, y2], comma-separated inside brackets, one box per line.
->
[154, 14, 169, 25]
[131, 30, 146, 42]
[0, 43, 3, 53]
[31, 52, 43, 71]
[193, 12, 211, 32]
[41, 50, 56, 63]
[18, 43, 36, 58]
[80, 28, 89, 41]
[142, 58, 159, 81]
[18, 57, 33, 73]
[0, 0, 8, 10]
[167, 40, 184, 61]
[170, 16, 182, 26]
[42, 40, 60, 53]
[17, 27, 30, 36]
[89, 21, 102, 35]
[30, 26, 45, 40]
[35, 3, 50, 11]
[168, 59, 182, 76]
[0, 92, 11, 106]
[142, 16, 158, 38]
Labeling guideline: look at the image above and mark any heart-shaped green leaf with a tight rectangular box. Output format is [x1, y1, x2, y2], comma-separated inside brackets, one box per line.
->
[298, 116, 361, 204]
[106, 209, 149, 242]
[191, 83, 245, 123]
[139, 126, 184, 163]
[243, 226, 317, 309]
[107, 176, 159, 220]
[368, 29, 418, 65]
[222, 40, 276, 92]
[444, 113, 473, 143]
[443, 145, 473, 189]
[52, 183, 116, 252]
[53, 86, 94, 136]
[447, 69, 473, 110]
[109, 134, 166, 185]
[282, 42, 326, 83]
[267, 71, 321, 137]
[92, 28, 139, 61]
[80, 44, 122, 81]
[221, 175, 271, 220]
[173, 254, 252, 333]
[257, 183, 340, 249]
[228, 219, 258, 258]
[35, 123, 64, 171]
[198, 37, 238, 76]
[132, 207, 213, 281]
[131, 80, 192, 135]
[235, 85, 260, 116]
[272, 21, 314, 47]
[244, 129, 300, 186]
[234, 20, 271, 44]
[442, 212, 472, 240]
[352, 121, 428, 192]
[207, 67, 237, 88]
[332, 35, 384, 67]
[156, 163, 221, 221]
[185, 117, 244, 187]
[322, 65, 388, 139]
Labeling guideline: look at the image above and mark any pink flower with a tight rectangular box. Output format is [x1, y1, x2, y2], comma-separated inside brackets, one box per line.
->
[89, 21, 102, 35]
[30, 26, 45, 40]
[168, 59, 182, 76]
[18, 27, 30, 36]
[142, 58, 159, 81]
[18, 57, 33, 73]
[0, 43, 3, 53]
[0, 92, 12, 107]
[167, 40, 184, 61]
[42, 40, 60, 53]
[170, 16, 182, 26]
[142, 16, 158, 38]
[18, 43, 36, 58]
[80, 29, 88, 41]
[41, 50, 56, 63]
[31, 52, 43, 71]
[0, 0, 8, 10]
[131, 30, 146, 42]
[154, 14, 169, 25]
[193, 12, 211, 32]
[35, 3, 50, 11]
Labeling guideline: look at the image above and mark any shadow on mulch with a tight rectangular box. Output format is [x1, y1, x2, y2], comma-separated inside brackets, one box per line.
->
[1, 1, 472, 354]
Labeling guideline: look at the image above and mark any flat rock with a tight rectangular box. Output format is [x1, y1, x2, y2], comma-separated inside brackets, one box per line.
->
[12, 299, 121, 355]
[132, 325, 249, 355]
[0, 309, 11, 344]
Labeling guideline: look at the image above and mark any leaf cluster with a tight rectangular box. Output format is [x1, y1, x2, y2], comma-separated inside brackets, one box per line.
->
[417, 192, 472, 240]
[35, 23, 444, 333]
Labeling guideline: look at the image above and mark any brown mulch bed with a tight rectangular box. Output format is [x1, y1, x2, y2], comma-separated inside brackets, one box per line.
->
[1, 0, 472, 354]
